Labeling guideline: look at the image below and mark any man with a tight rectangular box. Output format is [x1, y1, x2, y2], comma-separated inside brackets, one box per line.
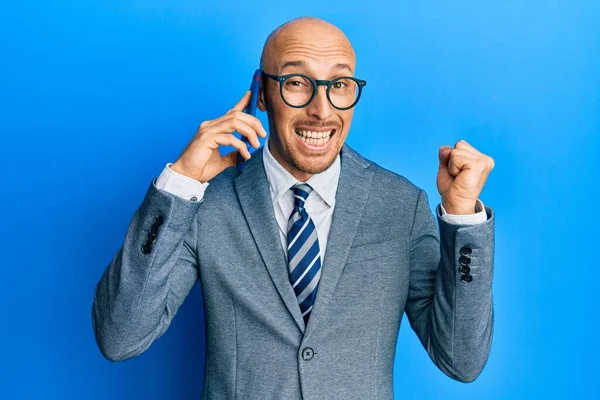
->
[92, 17, 495, 399]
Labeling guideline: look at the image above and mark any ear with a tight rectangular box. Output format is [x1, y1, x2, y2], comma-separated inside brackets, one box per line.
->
[258, 81, 266, 112]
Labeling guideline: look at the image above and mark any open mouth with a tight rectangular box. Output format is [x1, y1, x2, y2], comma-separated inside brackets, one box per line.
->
[294, 128, 336, 148]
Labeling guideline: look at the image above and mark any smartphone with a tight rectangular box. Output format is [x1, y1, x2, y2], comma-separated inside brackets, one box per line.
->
[236, 69, 263, 172]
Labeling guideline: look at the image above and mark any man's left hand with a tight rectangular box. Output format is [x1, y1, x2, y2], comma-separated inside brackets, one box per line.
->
[437, 140, 495, 215]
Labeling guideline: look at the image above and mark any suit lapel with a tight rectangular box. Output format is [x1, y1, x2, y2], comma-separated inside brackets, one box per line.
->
[234, 143, 374, 338]
[302, 144, 374, 340]
[234, 148, 307, 333]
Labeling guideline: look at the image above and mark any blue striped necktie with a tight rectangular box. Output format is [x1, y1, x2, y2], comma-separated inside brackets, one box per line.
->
[287, 183, 322, 326]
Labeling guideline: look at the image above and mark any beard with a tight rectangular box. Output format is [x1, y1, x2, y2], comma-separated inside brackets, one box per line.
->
[284, 139, 340, 175]
[265, 108, 343, 176]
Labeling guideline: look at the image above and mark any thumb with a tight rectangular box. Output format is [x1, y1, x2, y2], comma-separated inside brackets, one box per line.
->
[438, 145, 452, 169]
[230, 90, 252, 113]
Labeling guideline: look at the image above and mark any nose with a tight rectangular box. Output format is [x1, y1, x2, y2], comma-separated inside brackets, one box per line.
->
[305, 85, 334, 121]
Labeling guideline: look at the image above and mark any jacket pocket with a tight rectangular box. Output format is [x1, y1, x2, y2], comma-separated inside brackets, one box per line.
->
[346, 237, 401, 264]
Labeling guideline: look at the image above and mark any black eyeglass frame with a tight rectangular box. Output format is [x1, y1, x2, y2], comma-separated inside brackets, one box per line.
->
[262, 71, 367, 110]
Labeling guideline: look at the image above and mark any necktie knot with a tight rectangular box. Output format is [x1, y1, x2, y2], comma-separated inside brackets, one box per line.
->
[292, 183, 313, 210]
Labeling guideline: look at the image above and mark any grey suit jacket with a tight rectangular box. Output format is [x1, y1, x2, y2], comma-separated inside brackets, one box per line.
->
[92, 143, 495, 399]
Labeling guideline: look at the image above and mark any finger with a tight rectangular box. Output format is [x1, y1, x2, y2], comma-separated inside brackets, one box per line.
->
[230, 90, 252, 113]
[204, 91, 263, 131]
[211, 117, 262, 149]
[230, 110, 268, 138]
[449, 149, 487, 177]
[455, 141, 495, 170]
[201, 107, 240, 129]
[213, 133, 252, 160]
[448, 148, 473, 160]
[448, 149, 462, 177]
[204, 104, 262, 136]
[454, 139, 482, 156]
[235, 121, 262, 149]
[450, 148, 486, 170]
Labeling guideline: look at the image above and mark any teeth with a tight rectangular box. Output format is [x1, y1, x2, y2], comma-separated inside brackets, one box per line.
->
[295, 129, 335, 147]
[300, 136, 329, 145]
[295, 129, 333, 139]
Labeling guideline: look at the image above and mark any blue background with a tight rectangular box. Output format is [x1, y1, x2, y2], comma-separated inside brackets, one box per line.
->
[1, 1, 598, 398]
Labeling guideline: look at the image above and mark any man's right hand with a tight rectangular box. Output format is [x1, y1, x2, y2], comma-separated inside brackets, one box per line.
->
[171, 90, 268, 183]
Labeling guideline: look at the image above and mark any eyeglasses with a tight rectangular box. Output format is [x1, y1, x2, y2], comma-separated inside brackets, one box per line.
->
[262, 71, 367, 110]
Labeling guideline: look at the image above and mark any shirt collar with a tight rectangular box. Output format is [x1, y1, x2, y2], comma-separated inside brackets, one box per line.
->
[262, 136, 340, 207]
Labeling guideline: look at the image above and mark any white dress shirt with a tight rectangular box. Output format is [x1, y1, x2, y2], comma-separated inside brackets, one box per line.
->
[155, 139, 488, 261]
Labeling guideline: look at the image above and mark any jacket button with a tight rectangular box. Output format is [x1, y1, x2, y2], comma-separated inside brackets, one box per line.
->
[149, 225, 158, 235]
[141, 243, 152, 254]
[460, 265, 471, 275]
[154, 215, 164, 226]
[301, 347, 314, 361]
[461, 274, 473, 283]
[459, 255, 471, 266]
[190, 196, 198, 202]
[147, 233, 157, 244]
[460, 246, 472, 256]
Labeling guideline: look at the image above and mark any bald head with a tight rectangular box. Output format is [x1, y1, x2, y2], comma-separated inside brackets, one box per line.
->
[260, 17, 356, 74]
[256, 17, 360, 182]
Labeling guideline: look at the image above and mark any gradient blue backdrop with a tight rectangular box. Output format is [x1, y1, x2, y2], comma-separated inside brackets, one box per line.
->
[1, 1, 598, 399]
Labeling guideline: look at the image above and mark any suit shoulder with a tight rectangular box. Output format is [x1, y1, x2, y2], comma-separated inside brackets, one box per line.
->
[203, 166, 239, 199]
[345, 145, 423, 198]
[371, 162, 421, 193]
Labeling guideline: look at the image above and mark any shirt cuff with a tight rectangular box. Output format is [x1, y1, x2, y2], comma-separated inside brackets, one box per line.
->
[154, 163, 209, 202]
[438, 198, 487, 225]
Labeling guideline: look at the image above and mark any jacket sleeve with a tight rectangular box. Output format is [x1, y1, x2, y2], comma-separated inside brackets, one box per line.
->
[404, 189, 495, 382]
[92, 178, 204, 361]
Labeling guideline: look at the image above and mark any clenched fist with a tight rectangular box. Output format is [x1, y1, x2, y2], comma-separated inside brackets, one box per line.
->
[437, 140, 495, 215]
[171, 90, 268, 183]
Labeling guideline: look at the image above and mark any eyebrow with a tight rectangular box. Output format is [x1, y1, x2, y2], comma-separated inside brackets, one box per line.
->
[279, 60, 354, 74]
[332, 63, 354, 74]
